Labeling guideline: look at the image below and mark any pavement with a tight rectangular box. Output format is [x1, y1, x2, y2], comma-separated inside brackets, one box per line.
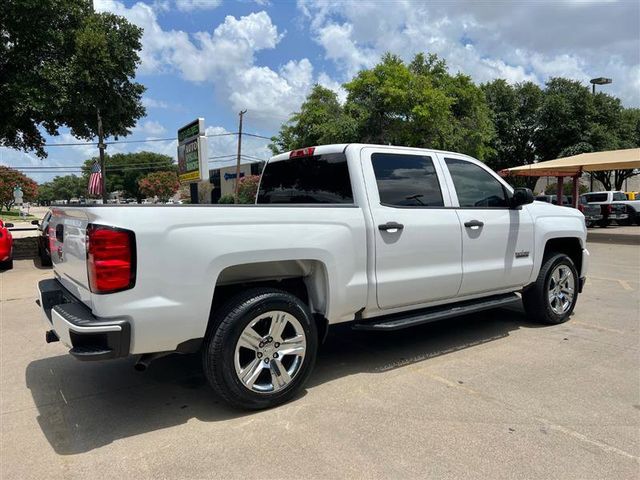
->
[1, 227, 638, 479]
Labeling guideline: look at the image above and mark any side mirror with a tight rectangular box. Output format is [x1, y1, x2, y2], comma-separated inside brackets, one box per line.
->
[31, 220, 40, 225]
[511, 188, 534, 208]
[4, 223, 14, 228]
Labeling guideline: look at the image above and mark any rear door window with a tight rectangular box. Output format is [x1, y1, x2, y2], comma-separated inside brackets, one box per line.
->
[257, 153, 353, 204]
[371, 153, 444, 207]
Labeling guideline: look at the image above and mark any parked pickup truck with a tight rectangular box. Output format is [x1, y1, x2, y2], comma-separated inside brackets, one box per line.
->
[582, 191, 632, 227]
[38, 144, 589, 409]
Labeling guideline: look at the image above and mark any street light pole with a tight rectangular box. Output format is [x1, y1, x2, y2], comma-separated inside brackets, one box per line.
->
[588, 77, 613, 191]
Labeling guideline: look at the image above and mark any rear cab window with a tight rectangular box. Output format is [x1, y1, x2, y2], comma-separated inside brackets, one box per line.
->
[584, 193, 608, 203]
[257, 153, 353, 204]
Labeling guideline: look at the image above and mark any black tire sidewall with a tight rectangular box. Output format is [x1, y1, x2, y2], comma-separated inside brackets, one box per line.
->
[207, 290, 318, 409]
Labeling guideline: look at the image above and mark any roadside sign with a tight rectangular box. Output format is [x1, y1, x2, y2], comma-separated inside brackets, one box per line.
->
[177, 118, 208, 183]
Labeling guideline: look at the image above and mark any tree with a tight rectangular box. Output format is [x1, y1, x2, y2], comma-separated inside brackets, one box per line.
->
[138, 171, 180, 202]
[270, 85, 357, 154]
[82, 152, 176, 200]
[544, 182, 588, 196]
[481, 80, 543, 189]
[271, 53, 494, 160]
[0, 0, 145, 158]
[237, 175, 260, 204]
[0, 166, 38, 211]
[46, 175, 86, 202]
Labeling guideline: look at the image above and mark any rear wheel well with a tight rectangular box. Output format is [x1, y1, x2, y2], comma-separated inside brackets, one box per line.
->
[206, 276, 329, 343]
[543, 237, 582, 274]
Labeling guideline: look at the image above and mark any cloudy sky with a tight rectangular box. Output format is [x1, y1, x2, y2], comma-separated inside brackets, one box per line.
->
[3, 0, 639, 183]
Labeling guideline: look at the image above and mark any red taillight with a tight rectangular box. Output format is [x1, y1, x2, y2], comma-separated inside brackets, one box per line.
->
[87, 225, 135, 294]
[289, 147, 315, 158]
[577, 204, 584, 212]
[606, 204, 612, 214]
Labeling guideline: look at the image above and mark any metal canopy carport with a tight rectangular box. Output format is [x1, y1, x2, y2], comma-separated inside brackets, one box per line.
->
[498, 148, 640, 208]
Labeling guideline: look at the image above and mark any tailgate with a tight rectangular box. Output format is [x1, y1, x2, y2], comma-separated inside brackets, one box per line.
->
[48, 207, 92, 307]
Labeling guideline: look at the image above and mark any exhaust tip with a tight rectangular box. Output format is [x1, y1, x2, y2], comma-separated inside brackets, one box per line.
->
[133, 362, 147, 372]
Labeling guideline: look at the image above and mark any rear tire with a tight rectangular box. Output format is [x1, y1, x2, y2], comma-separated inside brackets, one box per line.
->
[202, 288, 318, 410]
[598, 219, 610, 228]
[39, 247, 52, 267]
[0, 259, 13, 270]
[522, 253, 578, 325]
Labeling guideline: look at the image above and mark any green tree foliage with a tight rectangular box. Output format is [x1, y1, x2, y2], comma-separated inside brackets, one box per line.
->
[481, 80, 543, 188]
[39, 175, 85, 203]
[271, 53, 494, 160]
[218, 194, 235, 204]
[0, 0, 145, 158]
[0, 166, 38, 211]
[237, 174, 261, 204]
[270, 86, 357, 154]
[544, 182, 588, 196]
[82, 152, 176, 200]
[138, 171, 180, 202]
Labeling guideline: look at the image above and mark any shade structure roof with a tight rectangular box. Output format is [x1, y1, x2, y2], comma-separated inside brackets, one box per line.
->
[498, 148, 640, 177]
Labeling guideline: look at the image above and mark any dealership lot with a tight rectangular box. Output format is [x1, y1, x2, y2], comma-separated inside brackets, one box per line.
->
[1, 228, 638, 479]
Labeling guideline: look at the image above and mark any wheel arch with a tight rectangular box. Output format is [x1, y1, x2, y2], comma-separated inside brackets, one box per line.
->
[542, 237, 583, 275]
[206, 259, 330, 342]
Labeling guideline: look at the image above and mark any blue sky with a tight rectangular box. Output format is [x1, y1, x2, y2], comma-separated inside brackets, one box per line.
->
[3, 0, 639, 183]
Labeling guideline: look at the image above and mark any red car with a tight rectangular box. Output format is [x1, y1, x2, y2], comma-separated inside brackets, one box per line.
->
[0, 220, 14, 270]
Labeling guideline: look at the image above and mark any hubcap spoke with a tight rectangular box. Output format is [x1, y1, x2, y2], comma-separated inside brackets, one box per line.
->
[239, 358, 264, 388]
[237, 328, 261, 351]
[270, 358, 292, 391]
[278, 334, 306, 356]
[268, 312, 288, 342]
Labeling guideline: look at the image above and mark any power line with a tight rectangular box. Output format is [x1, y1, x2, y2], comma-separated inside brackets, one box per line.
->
[41, 131, 270, 148]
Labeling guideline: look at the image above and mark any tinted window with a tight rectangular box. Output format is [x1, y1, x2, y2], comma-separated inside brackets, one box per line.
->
[371, 153, 444, 207]
[584, 193, 607, 203]
[445, 158, 509, 208]
[613, 192, 626, 201]
[257, 153, 353, 204]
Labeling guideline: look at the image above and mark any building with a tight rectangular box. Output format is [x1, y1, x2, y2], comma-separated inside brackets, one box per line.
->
[197, 162, 264, 204]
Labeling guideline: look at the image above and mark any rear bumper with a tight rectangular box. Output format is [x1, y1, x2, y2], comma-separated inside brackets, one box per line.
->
[38, 279, 130, 361]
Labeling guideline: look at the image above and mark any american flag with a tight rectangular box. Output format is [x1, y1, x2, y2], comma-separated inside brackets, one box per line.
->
[88, 160, 102, 196]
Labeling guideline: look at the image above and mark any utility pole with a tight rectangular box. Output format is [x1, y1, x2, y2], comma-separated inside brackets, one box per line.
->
[97, 109, 108, 204]
[234, 110, 247, 203]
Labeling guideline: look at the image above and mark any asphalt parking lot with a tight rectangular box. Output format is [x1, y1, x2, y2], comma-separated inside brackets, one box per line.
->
[1, 227, 639, 479]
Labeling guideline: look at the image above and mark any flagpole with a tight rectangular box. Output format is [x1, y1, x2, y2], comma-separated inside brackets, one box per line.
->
[97, 108, 107, 204]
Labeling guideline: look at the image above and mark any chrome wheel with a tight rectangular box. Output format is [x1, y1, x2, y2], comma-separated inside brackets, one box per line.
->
[234, 311, 307, 393]
[548, 264, 575, 315]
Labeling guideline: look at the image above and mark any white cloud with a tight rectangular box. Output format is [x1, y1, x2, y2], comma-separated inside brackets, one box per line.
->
[142, 96, 169, 109]
[94, 2, 314, 126]
[134, 120, 167, 136]
[297, 0, 640, 106]
[174, 0, 221, 12]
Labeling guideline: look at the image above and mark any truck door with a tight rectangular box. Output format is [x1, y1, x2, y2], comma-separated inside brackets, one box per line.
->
[361, 147, 463, 310]
[439, 155, 534, 296]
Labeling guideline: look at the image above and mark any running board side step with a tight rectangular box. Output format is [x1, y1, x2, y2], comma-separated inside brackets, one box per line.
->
[352, 293, 520, 331]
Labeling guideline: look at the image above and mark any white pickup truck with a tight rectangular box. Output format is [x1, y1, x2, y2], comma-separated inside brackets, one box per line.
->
[38, 144, 589, 409]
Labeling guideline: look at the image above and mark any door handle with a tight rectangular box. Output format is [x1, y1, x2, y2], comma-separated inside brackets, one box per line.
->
[378, 222, 404, 233]
[464, 220, 484, 229]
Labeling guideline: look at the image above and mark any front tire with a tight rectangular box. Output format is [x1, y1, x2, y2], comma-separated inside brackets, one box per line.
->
[522, 253, 579, 325]
[202, 288, 318, 410]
